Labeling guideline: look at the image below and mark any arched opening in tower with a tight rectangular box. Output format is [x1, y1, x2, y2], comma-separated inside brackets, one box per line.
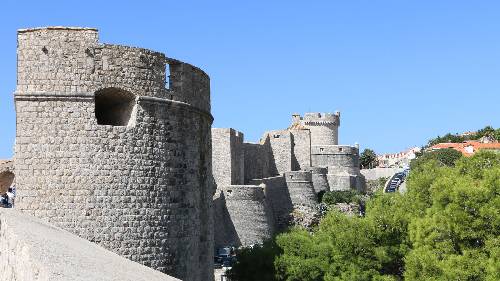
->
[0, 171, 14, 195]
[95, 88, 135, 126]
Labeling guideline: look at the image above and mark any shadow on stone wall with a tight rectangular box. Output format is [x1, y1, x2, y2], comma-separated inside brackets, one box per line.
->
[213, 193, 241, 248]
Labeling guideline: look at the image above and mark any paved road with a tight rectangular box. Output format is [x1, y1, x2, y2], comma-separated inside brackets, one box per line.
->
[385, 171, 408, 193]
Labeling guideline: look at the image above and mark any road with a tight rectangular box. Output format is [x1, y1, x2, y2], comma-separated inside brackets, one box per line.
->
[384, 171, 408, 193]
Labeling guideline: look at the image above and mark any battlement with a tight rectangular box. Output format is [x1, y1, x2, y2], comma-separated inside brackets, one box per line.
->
[212, 128, 244, 139]
[302, 112, 340, 126]
[18, 26, 98, 33]
[16, 26, 210, 112]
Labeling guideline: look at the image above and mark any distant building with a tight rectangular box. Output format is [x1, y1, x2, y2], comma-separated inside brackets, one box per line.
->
[430, 140, 500, 156]
[460, 131, 476, 137]
[377, 147, 421, 168]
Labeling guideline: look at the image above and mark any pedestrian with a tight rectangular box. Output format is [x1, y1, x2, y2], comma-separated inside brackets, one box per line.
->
[0, 193, 8, 208]
[6, 186, 15, 207]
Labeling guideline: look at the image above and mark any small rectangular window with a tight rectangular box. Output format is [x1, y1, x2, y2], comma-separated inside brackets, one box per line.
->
[165, 63, 171, 90]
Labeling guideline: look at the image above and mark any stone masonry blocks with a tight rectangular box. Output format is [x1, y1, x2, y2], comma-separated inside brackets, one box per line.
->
[14, 27, 213, 281]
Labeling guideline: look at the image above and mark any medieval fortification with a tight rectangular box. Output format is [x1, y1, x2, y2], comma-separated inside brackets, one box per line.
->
[0, 26, 365, 281]
[11, 27, 213, 281]
[212, 112, 365, 248]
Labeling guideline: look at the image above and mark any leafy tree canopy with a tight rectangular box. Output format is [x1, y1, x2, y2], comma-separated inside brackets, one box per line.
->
[360, 148, 378, 169]
[410, 148, 463, 171]
[228, 151, 500, 281]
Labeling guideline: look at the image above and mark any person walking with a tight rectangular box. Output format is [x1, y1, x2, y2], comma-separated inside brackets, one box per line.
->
[6, 186, 15, 207]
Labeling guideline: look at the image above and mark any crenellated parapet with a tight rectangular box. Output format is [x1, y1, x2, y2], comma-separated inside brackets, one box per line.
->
[291, 112, 340, 146]
[302, 112, 340, 126]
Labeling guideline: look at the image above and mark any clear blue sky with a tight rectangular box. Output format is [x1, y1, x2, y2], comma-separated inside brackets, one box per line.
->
[1, 1, 499, 159]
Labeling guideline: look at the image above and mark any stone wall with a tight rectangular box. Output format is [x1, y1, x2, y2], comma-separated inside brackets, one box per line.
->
[360, 167, 402, 181]
[249, 176, 291, 232]
[231, 131, 245, 185]
[212, 128, 244, 186]
[14, 27, 213, 281]
[212, 128, 233, 186]
[290, 129, 311, 171]
[304, 166, 328, 194]
[217, 185, 274, 247]
[243, 140, 271, 183]
[284, 171, 317, 207]
[0, 208, 180, 281]
[213, 191, 240, 248]
[311, 145, 359, 173]
[267, 130, 293, 175]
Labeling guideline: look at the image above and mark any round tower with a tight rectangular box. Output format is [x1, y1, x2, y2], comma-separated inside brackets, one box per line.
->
[218, 185, 274, 247]
[14, 27, 213, 281]
[301, 112, 340, 146]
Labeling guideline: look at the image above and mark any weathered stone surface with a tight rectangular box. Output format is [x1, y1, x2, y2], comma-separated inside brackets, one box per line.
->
[0, 208, 180, 281]
[284, 171, 317, 207]
[212, 112, 365, 246]
[212, 128, 244, 186]
[361, 167, 402, 181]
[214, 185, 274, 248]
[250, 176, 292, 232]
[14, 27, 214, 281]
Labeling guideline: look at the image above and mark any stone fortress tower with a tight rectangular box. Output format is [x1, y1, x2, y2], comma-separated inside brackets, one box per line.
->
[294, 112, 364, 191]
[295, 112, 340, 146]
[212, 112, 365, 249]
[14, 27, 214, 281]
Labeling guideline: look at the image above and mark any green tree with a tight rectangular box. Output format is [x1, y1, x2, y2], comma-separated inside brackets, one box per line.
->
[404, 151, 500, 281]
[476, 125, 495, 139]
[227, 239, 281, 281]
[410, 148, 462, 171]
[228, 151, 500, 281]
[494, 128, 500, 141]
[360, 148, 378, 169]
[427, 133, 464, 146]
[321, 190, 361, 205]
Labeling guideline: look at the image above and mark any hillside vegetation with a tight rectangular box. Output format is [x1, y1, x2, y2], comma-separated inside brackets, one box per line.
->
[427, 126, 500, 147]
[228, 151, 500, 281]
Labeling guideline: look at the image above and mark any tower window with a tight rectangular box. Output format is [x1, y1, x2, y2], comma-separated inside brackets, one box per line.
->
[95, 88, 135, 126]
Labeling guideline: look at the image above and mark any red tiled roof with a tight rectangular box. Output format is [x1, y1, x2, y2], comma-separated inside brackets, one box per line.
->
[430, 141, 500, 156]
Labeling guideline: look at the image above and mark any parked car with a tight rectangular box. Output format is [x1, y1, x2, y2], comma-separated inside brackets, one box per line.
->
[215, 246, 237, 268]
